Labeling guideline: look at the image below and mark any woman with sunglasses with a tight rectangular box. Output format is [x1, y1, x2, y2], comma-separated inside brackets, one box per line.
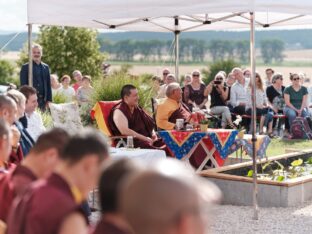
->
[246, 72, 268, 134]
[265, 73, 287, 137]
[284, 73, 309, 127]
[205, 72, 235, 128]
[183, 70, 207, 111]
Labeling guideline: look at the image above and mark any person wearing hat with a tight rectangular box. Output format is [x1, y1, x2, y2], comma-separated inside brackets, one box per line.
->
[120, 158, 221, 234]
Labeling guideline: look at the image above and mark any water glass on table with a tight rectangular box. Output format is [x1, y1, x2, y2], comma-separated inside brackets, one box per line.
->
[127, 136, 134, 149]
[176, 118, 184, 130]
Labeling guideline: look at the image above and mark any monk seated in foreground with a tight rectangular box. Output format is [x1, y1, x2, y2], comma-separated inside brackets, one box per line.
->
[108, 84, 166, 150]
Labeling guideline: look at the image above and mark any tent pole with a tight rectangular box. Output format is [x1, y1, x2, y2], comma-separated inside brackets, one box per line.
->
[174, 17, 180, 81]
[28, 24, 33, 87]
[250, 12, 259, 220]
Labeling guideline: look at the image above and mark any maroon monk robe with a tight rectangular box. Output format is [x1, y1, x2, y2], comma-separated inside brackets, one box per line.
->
[168, 102, 192, 125]
[6, 173, 87, 234]
[0, 165, 37, 223]
[108, 101, 166, 149]
[93, 218, 132, 234]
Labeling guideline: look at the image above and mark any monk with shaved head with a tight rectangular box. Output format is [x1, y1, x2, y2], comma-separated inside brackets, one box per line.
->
[120, 159, 221, 234]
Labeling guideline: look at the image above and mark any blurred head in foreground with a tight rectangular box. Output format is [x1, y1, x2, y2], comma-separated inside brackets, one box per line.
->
[120, 158, 221, 234]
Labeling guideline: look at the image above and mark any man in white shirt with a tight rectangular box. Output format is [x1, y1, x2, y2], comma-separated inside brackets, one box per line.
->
[230, 67, 248, 116]
[20, 85, 46, 141]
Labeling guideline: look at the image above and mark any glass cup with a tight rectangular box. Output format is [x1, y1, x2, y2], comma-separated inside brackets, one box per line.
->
[127, 136, 134, 149]
[176, 118, 184, 130]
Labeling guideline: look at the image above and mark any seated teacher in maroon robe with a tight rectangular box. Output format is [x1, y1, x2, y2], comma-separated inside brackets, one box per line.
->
[108, 84, 166, 150]
[6, 129, 109, 234]
[0, 128, 69, 224]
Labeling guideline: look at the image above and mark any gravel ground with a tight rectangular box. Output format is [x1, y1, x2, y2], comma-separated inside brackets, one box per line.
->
[210, 203, 312, 234]
[90, 202, 312, 234]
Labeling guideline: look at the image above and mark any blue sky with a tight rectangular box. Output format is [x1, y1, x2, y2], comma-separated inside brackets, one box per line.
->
[0, 0, 29, 32]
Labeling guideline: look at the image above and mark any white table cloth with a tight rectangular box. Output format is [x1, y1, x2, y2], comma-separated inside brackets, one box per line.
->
[110, 147, 166, 166]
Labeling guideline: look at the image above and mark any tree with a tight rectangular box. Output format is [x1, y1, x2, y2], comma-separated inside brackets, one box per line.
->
[201, 59, 240, 84]
[0, 60, 15, 85]
[19, 26, 105, 79]
[260, 39, 285, 64]
[235, 40, 249, 63]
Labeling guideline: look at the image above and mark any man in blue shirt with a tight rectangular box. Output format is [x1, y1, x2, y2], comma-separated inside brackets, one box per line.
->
[20, 44, 52, 110]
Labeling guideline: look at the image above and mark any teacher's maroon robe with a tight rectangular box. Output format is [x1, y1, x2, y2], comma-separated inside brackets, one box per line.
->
[0, 165, 36, 223]
[108, 101, 165, 149]
[168, 102, 192, 125]
[6, 173, 87, 234]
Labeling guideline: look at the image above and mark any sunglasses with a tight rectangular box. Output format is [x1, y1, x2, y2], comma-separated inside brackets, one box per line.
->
[163, 73, 169, 75]
[216, 77, 223, 81]
[292, 77, 300, 81]
[193, 74, 200, 77]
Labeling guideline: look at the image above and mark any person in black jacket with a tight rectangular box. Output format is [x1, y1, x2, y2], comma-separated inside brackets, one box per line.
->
[20, 44, 52, 110]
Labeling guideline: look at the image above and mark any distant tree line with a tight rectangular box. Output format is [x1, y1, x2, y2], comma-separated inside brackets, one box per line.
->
[99, 38, 284, 63]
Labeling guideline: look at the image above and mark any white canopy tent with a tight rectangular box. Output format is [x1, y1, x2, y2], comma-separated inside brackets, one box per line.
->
[27, 0, 312, 220]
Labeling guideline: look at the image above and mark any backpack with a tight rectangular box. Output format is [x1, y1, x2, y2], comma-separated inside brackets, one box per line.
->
[290, 117, 312, 139]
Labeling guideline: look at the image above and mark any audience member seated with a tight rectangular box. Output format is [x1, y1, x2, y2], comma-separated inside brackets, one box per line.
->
[157, 72, 176, 99]
[72, 70, 83, 92]
[243, 68, 251, 85]
[265, 73, 287, 136]
[7, 128, 109, 234]
[156, 83, 191, 130]
[0, 119, 12, 174]
[76, 75, 94, 107]
[0, 95, 22, 165]
[19, 85, 46, 141]
[230, 67, 248, 115]
[204, 72, 235, 128]
[108, 84, 165, 149]
[265, 68, 274, 87]
[0, 128, 69, 224]
[120, 159, 221, 234]
[7, 90, 34, 159]
[284, 73, 309, 127]
[50, 74, 61, 97]
[58, 75, 76, 102]
[245, 72, 268, 134]
[225, 72, 236, 110]
[230, 68, 248, 128]
[181, 74, 192, 103]
[161, 68, 170, 85]
[184, 70, 207, 111]
[93, 159, 141, 234]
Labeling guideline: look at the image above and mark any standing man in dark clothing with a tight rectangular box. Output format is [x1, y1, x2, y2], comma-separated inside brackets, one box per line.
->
[20, 44, 52, 110]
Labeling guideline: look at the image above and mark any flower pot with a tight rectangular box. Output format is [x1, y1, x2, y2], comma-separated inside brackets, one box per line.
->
[200, 124, 208, 132]
[237, 129, 245, 139]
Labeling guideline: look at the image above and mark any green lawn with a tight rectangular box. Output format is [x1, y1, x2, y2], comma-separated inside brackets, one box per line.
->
[266, 138, 312, 157]
[230, 138, 312, 160]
